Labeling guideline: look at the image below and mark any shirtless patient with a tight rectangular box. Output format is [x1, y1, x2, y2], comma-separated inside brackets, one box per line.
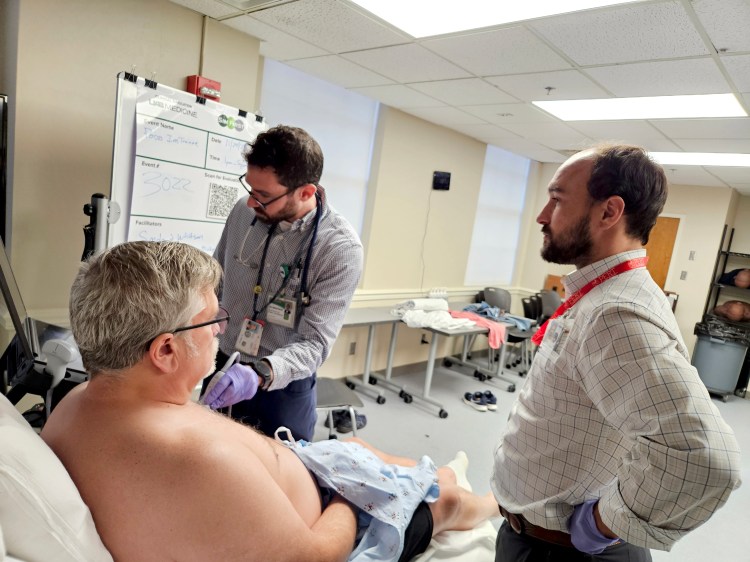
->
[41, 241, 498, 562]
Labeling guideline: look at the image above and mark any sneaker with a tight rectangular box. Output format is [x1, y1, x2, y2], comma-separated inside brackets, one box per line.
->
[482, 390, 498, 411]
[463, 391, 487, 412]
[323, 409, 348, 428]
[336, 412, 367, 433]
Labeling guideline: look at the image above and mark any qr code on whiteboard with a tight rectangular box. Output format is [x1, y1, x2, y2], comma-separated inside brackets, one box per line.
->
[207, 183, 239, 219]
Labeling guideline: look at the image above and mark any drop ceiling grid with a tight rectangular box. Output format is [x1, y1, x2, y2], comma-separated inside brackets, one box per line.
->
[530, 1, 710, 66]
[665, 167, 729, 187]
[563, 120, 679, 150]
[349, 84, 445, 108]
[498, 121, 594, 150]
[248, 0, 409, 53]
[422, 26, 572, 77]
[722, 55, 750, 92]
[691, 0, 750, 53]
[407, 78, 518, 106]
[675, 139, 750, 153]
[485, 70, 610, 102]
[343, 44, 471, 83]
[460, 103, 558, 125]
[222, 15, 329, 60]
[171, 0, 241, 18]
[401, 106, 488, 127]
[584, 58, 733, 96]
[285, 55, 394, 88]
[651, 117, 750, 139]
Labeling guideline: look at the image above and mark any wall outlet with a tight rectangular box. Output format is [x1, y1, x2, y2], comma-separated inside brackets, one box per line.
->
[349, 342, 357, 355]
[680, 270, 688, 280]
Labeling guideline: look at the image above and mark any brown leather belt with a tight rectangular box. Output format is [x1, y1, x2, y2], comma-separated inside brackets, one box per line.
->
[498, 505, 574, 548]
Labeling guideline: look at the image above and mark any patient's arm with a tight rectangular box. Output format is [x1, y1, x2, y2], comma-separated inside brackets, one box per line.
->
[153, 438, 357, 562]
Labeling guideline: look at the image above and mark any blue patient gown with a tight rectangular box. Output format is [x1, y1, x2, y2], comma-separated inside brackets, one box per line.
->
[282, 438, 440, 561]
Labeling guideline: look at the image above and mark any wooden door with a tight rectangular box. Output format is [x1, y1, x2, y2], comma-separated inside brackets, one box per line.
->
[644, 217, 680, 289]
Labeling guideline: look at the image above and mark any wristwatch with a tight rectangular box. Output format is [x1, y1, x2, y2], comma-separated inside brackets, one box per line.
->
[253, 360, 274, 391]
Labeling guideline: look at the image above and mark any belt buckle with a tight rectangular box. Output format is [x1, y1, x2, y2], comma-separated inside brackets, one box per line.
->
[507, 513, 526, 535]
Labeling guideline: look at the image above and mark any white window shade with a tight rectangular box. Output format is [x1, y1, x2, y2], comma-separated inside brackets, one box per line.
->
[464, 146, 530, 286]
[258, 60, 379, 234]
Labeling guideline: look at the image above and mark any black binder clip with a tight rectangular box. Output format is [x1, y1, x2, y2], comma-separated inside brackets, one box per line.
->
[196, 96, 207, 105]
[239, 109, 248, 118]
[124, 72, 137, 83]
[145, 78, 158, 89]
[255, 114, 264, 123]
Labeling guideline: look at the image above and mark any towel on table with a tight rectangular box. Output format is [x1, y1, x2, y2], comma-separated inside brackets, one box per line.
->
[500, 313, 532, 332]
[449, 310, 506, 349]
[401, 310, 475, 331]
[462, 302, 502, 321]
[391, 298, 449, 317]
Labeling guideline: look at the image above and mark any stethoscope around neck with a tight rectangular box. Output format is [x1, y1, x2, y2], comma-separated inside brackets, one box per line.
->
[235, 193, 323, 314]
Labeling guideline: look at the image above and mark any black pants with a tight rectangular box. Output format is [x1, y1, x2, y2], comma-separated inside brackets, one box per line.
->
[495, 521, 652, 562]
[204, 349, 317, 442]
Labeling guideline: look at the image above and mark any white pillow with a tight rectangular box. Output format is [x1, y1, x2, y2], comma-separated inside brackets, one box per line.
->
[0, 393, 113, 562]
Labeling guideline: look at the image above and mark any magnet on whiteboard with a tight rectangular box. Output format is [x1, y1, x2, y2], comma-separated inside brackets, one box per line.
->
[108, 202, 122, 224]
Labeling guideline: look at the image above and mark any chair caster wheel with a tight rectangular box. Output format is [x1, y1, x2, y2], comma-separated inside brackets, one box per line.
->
[376, 396, 386, 405]
[403, 394, 413, 404]
[346, 382, 355, 390]
[439, 409, 448, 419]
[474, 370, 486, 382]
[369, 376, 377, 385]
[507, 384, 516, 393]
[442, 358, 453, 368]
[466, 353, 472, 360]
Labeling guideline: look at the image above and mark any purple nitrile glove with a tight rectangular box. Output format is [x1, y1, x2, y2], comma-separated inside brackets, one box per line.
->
[569, 499, 620, 555]
[202, 363, 259, 409]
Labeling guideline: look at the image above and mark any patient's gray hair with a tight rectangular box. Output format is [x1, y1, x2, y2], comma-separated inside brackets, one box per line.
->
[70, 241, 222, 375]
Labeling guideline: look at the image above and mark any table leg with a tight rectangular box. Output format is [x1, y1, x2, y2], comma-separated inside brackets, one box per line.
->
[345, 323, 386, 404]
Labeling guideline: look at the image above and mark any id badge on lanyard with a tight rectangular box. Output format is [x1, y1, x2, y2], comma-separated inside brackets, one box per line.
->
[235, 318, 264, 356]
[267, 297, 297, 328]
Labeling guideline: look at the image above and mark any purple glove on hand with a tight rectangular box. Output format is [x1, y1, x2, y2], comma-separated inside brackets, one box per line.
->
[569, 499, 619, 555]
[202, 363, 259, 410]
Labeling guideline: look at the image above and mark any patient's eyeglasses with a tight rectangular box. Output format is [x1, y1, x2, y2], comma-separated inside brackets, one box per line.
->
[172, 308, 230, 336]
[238, 173, 293, 210]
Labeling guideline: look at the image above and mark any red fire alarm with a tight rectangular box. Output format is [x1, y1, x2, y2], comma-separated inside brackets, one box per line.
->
[187, 75, 221, 101]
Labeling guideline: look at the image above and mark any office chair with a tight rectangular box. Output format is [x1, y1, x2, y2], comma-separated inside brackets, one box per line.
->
[482, 287, 533, 376]
[316, 376, 364, 439]
[539, 290, 562, 322]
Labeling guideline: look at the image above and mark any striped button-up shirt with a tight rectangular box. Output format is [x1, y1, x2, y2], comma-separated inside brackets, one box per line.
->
[492, 249, 741, 550]
[214, 195, 363, 390]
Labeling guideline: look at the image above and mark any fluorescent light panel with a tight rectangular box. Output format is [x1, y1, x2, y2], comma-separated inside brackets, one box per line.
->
[651, 152, 750, 167]
[349, 0, 646, 38]
[533, 94, 747, 120]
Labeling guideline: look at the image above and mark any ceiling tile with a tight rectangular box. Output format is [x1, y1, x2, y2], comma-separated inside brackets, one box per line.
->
[567, 120, 669, 142]
[170, 0, 242, 18]
[453, 123, 521, 141]
[286, 55, 393, 88]
[461, 103, 558, 125]
[488, 138, 567, 163]
[585, 58, 731, 97]
[722, 55, 750, 92]
[674, 138, 750, 153]
[408, 78, 518, 105]
[498, 122, 592, 151]
[223, 15, 328, 59]
[343, 44, 471, 83]
[531, 1, 708, 66]
[664, 167, 728, 187]
[423, 26, 571, 76]
[651, 117, 750, 139]
[704, 167, 750, 184]
[486, 70, 609, 101]
[692, 0, 750, 53]
[350, 84, 444, 108]
[249, 0, 409, 53]
[402, 106, 487, 126]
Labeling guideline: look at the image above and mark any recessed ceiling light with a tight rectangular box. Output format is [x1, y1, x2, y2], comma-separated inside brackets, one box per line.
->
[650, 152, 750, 167]
[348, 0, 647, 38]
[533, 94, 747, 120]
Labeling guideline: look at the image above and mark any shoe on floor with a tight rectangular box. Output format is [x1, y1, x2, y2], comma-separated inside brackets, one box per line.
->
[482, 390, 498, 411]
[463, 391, 487, 412]
[324, 409, 348, 428]
[336, 412, 367, 433]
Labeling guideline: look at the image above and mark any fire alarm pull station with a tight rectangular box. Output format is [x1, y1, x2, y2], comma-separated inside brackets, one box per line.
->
[187, 75, 221, 101]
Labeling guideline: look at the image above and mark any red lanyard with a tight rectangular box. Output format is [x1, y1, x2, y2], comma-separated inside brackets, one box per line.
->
[531, 257, 649, 346]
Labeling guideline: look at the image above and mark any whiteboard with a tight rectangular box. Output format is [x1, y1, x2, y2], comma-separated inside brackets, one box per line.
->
[108, 72, 266, 254]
